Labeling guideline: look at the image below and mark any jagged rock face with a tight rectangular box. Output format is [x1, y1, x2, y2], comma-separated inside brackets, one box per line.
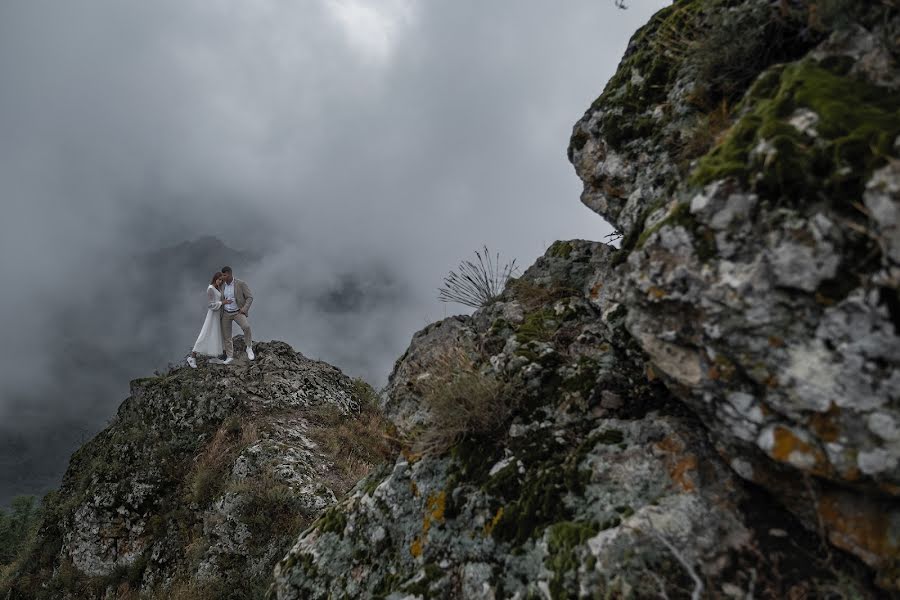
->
[2, 340, 364, 600]
[570, 0, 900, 588]
[271, 241, 878, 599]
[269, 2, 900, 596]
[6, 2, 899, 598]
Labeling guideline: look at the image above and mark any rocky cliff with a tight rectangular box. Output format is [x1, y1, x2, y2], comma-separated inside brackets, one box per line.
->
[270, 0, 900, 597]
[1, 340, 391, 599]
[568, 0, 900, 588]
[3, 1, 898, 598]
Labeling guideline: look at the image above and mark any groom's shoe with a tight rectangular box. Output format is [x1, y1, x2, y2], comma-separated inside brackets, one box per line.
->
[246, 346, 255, 361]
[223, 356, 234, 365]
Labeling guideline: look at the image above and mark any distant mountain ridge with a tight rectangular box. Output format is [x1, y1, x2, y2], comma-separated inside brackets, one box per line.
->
[140, 235, 262, 288]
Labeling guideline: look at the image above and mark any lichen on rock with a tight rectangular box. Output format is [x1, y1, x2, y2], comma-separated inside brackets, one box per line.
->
[570, 0, 900, 589]
[1, 340, 385, 600]
[270, 241, 880, 599]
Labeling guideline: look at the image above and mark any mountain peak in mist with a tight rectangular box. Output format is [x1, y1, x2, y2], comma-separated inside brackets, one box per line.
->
[142, 236, 261, 282]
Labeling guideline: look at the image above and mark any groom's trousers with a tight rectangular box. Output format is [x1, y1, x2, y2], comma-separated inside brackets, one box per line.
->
[221, 310, 252, 358]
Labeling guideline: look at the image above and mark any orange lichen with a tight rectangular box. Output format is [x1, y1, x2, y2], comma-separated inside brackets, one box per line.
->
[427, 491, 446, 523]
[401, 447, 423, 464]
[808, 404, 841, 443]
[590, 281, 603, 300]
[483, 507, 504, 537]
[770, 426, 809, 461]
[410, 480, 420, 497]
[654, 435, 698, 492]
[647, 286, 667, 299]
[817, 492, 897, 568]
[880, 482, 900, 497]
[654, 435, 683, 454]
[416, 490, 447, 554]
[768, 425, 829, 476]
[410, 537, 423, 558]
[670, 456, 698, 492]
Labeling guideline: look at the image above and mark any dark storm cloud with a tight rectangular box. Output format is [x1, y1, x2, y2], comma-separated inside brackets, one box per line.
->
[0, 0, 669, 503]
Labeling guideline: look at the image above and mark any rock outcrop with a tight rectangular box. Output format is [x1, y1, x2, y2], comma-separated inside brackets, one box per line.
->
[1, 340, 386, 600]
[568, 0, 900, 587]
[270, 1, 900, 597]
[270, 239, 885, 598]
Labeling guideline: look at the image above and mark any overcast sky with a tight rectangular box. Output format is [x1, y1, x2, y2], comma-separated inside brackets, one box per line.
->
[0, 0, 669, 502]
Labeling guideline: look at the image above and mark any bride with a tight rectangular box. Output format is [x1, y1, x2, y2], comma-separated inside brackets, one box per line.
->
[186, 271, 229, 368]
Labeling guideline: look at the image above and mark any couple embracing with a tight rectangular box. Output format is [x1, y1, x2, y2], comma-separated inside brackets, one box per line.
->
[187, 266, 254, 368]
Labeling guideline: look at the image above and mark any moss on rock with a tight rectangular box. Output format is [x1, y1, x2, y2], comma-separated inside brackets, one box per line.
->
[691, 60, 900, 206]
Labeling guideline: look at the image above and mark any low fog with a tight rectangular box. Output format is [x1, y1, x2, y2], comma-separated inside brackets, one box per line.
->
[0, 0, 668, 505]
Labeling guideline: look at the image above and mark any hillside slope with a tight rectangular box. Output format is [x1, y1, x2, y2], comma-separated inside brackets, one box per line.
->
[1, 340, 389, 600]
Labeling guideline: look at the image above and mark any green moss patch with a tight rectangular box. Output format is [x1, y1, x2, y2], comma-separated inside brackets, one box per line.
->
[515, 308, 557, 344]
[485, 431, 599, 547]
[315, 505, 348, 536]
[548, 241, 574, 259]
[580, 1, 697, 151]
[546, 520, 601, 599]
[691, 60, 900, 206]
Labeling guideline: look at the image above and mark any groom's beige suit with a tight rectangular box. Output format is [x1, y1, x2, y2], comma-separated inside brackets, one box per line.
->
[221, 278, 253, 358]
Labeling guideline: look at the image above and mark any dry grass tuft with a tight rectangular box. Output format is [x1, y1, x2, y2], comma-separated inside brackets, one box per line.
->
[306, 378, 396, 496]
[187, 417, 259, 505]
[225, 466, 315, 541]
[508, 278, 580, 312]
[404, 347, 510, 457]
[678, 97, 733, 165]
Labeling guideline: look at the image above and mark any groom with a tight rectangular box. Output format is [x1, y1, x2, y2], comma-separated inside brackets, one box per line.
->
[220, 265, 254, 363]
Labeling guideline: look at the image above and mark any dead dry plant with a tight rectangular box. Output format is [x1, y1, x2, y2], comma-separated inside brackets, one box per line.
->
[404, 347, 509, 457]
[677, 97, 732, 165]
[508, 278, 580, 312]
[186, 418, 259, 505]
[306, 397, 396, 496]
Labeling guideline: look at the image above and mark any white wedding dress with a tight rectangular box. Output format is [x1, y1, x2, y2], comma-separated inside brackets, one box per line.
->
[192, 285, 225, 356]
